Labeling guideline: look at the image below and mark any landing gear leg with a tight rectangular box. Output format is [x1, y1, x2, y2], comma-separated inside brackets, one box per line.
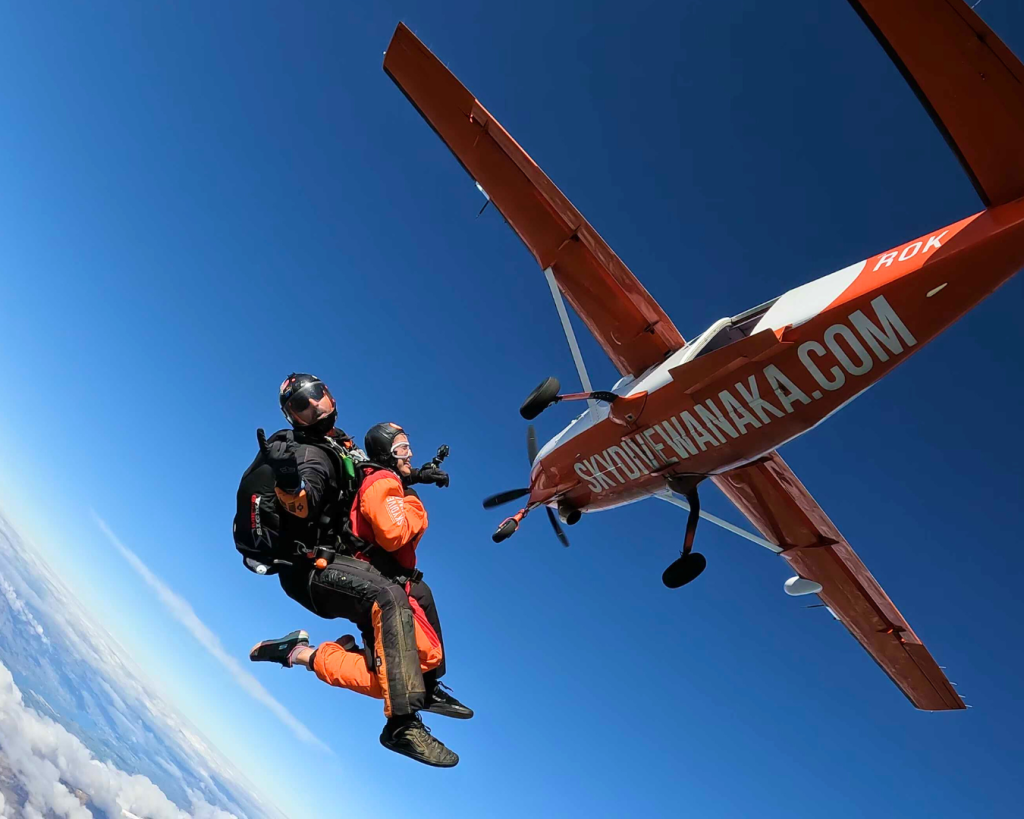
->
[662, 487, 707, 588]
[492, 508, 528, 543]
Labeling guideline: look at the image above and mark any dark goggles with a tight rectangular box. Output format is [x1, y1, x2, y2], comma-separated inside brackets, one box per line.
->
[285, 381, 328, 413]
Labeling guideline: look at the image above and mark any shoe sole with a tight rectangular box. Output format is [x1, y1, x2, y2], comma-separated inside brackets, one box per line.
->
[423, 704, 474, 720]
[379, 736, 459, 768]
[249, 629, 309, 662]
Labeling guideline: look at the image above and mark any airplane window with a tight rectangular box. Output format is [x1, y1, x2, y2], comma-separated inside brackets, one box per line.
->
[691, 298, 780, 360]
[731, 297, 778, 336]
[695, 323, 747, 358]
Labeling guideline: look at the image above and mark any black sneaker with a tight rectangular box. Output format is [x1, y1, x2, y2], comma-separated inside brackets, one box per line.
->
[424, 681, 474, 720]
[249, 630, 309, 667]
[379, 715, 459, 768]
[335, 634, 361, 652]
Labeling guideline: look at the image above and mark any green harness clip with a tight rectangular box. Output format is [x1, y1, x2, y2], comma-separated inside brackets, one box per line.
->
[342, 454, 356, 485]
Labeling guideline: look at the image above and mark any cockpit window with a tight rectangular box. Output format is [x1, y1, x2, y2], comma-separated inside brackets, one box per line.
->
[691, 298, 779, 361]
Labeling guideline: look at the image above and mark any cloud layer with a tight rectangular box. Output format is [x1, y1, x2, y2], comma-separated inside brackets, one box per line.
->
[0, 573, 49, 646]
[91, 512, 330, 755]
[0, 658, 236, 818]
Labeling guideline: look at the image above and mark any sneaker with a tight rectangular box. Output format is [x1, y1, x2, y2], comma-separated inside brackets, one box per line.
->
[379, 715, 459, 768]
[249, 630, 309, 667]
[336, 634, 361, 652]
[424, 681, 474, 720]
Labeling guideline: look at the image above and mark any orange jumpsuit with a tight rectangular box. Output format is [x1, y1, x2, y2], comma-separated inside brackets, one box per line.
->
[309, 470, 442, 700]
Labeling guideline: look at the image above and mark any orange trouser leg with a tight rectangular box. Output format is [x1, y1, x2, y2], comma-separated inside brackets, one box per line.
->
[311, 617, 443, 701]
[313, 641, 384, 698]
[409, 592, 443, 672]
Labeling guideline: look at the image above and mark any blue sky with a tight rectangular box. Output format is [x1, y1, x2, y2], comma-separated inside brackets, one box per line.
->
[1, 1, 1023, 817]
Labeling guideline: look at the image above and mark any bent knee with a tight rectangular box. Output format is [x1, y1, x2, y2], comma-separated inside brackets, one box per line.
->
[374, 584, 409, 612]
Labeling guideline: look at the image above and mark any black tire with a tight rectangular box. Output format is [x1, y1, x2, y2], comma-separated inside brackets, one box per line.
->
[662, 552, 707, 588]
[492, 518, 519, 543]
[520, 377, 561, 420]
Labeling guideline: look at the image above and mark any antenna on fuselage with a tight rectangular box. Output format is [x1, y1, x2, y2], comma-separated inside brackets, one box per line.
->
[543, 266, 597, 413]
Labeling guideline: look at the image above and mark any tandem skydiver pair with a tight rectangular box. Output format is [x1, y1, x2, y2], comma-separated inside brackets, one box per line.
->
[233, 373, 471, 768]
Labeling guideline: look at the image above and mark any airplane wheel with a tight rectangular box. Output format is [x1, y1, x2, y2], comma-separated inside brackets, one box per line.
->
[492, 518, 519, 543]
[662, 552, 707, 589]
[520, 377, 561, 420]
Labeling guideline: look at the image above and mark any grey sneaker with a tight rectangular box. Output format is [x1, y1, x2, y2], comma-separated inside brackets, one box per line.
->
[249, 630, 309, 667]
[379, 715, 459, 768]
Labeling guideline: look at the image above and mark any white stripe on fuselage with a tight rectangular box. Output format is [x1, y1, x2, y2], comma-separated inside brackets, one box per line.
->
[751, 260, 865, 335]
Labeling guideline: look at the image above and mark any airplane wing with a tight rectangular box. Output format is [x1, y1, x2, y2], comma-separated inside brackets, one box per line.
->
[383, 23, 686, 377]
[851, 0, 1024, 207]
[712, 451, 966, 711]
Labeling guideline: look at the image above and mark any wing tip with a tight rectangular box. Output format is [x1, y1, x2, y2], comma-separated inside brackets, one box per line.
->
[383, 21, 418, 72]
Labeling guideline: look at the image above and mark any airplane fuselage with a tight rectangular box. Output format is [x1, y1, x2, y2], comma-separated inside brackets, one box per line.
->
[385, 5, 1024, 709]
[531, 196, 1024, 514]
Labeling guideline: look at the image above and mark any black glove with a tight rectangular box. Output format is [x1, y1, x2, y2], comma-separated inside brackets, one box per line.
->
[412, 463, 450, 488]
[257, 428, 302, 493]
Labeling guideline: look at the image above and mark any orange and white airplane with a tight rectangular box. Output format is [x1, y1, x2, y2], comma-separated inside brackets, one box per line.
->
[383, 0, 1024, 712]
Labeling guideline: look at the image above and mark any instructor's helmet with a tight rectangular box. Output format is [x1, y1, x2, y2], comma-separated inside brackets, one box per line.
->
[365, 422, 411, 468]
[279, 373, 337, 435]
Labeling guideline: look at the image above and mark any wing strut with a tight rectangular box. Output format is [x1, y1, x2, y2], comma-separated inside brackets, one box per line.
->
[543, 266, 596, 411]
[656, 491, 782, 554]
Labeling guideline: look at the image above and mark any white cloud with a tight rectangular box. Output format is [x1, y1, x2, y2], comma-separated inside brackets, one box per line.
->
[188, 789, 242, 819]
[0, 658, 235, 819]
[0, 572, 50, 645]
[91, 511, 331, 755]
[1, 507, 292, 818]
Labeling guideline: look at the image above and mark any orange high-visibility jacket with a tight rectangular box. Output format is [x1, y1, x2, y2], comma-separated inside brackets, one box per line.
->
[350, 470, 427, 569]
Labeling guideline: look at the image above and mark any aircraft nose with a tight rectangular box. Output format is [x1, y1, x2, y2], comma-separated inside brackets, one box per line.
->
[527, 458, 562, 507]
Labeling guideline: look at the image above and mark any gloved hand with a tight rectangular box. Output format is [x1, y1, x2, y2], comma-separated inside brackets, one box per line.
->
[257, 428, 302, 493]
[412, 463, 450, 488]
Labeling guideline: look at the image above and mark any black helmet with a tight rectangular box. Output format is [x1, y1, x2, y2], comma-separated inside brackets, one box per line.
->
[279, 373, 337, 435]
[365, 422, 411, 468]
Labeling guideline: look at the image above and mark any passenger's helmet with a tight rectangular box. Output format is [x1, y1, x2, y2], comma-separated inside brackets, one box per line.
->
[365, 422, 411, 468]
